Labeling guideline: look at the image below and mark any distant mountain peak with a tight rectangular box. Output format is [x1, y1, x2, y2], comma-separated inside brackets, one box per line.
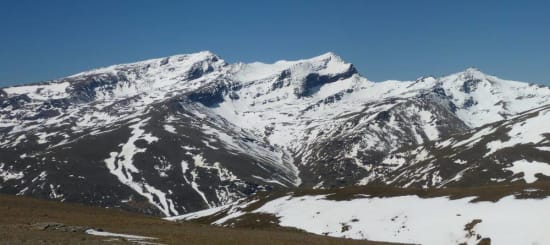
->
[67, 51, 226, 79]
[458, 67, 488, 80]
[311, 51, 341, 61]
[464, 66, 480, 72]
[312, 51, 349, 65]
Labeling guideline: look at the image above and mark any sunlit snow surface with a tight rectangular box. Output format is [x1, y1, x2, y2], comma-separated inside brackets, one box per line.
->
[85, 229, 158, 243]
[3, 82, 70, 100]
[177, 195, 550, 245]
[505, 160, 550, 183]
[485, 108, 550, 156]
[0, 163, 24, 182]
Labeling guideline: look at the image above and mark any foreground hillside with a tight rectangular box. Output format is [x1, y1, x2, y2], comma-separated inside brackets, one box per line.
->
[0, 194, 393, 245]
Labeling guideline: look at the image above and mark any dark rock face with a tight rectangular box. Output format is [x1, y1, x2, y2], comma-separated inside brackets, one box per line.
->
[41, 98, 71, 110]
[433, 87, 447, 97]
[187, 63, 215, 80]
[462, 79, 481, 94]
[448, 101, 458, 113]
[160, 57, 170, 66]
[67, 74, 127, 102]
[0, 94, 31, 109]
[23, 109, 60, 120]
[322, 93, 343, 104]
[188, 81, 229, 107]
[463, 97, 477, 108]
[375, 111, 391, 122]
[296, 65, 357, 97]
[271, 70, 291, 91]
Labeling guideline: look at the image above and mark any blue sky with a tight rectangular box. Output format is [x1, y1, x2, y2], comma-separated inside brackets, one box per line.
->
[1, 0, 549, 87]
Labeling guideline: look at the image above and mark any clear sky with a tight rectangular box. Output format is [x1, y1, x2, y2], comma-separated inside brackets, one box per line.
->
[1, 0, 549, 87]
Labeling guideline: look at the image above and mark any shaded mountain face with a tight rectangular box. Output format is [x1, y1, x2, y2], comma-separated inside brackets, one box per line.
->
[1, 51, 550, 216]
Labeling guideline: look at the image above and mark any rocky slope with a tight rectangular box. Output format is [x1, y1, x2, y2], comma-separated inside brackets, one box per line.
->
[373, 103, 550, 188]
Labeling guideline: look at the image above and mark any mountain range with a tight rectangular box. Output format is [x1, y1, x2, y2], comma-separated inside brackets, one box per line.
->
[1, 51, 550, 243]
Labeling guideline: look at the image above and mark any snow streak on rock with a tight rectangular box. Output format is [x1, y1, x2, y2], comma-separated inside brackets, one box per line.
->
[104, 119, 178, 216]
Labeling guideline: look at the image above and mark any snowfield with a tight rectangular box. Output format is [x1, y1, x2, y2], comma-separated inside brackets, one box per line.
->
[175, 194, 550, 245]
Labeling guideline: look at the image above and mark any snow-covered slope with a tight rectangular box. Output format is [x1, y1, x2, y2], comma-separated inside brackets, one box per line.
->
[1, 51, 550, 216]
[173, 186, 550, 245]
[374, 104, 550, 188]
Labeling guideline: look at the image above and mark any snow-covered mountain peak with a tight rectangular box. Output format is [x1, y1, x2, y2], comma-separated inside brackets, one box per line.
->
[440, 67, 488, 84]
[313, 51, 339, 59]
[69, 51, 226, 78]
[430, 68, 550, 127]
[462, 66, 483, 74]
[229, 52, 356, 83]
[413, 76, 437, 85]
[461, 68, 488, 82]
[307, 51, 345, 64]
[298, 52, 355, 75]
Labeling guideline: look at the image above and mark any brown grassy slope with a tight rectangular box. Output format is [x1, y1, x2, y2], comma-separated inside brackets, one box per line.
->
[0, 194, 396, 245]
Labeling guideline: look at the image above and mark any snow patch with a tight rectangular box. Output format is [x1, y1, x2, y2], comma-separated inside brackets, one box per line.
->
[505, 160, 550, 184]
[85, 229, 157, 241]
[163, 124, 177, 134]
